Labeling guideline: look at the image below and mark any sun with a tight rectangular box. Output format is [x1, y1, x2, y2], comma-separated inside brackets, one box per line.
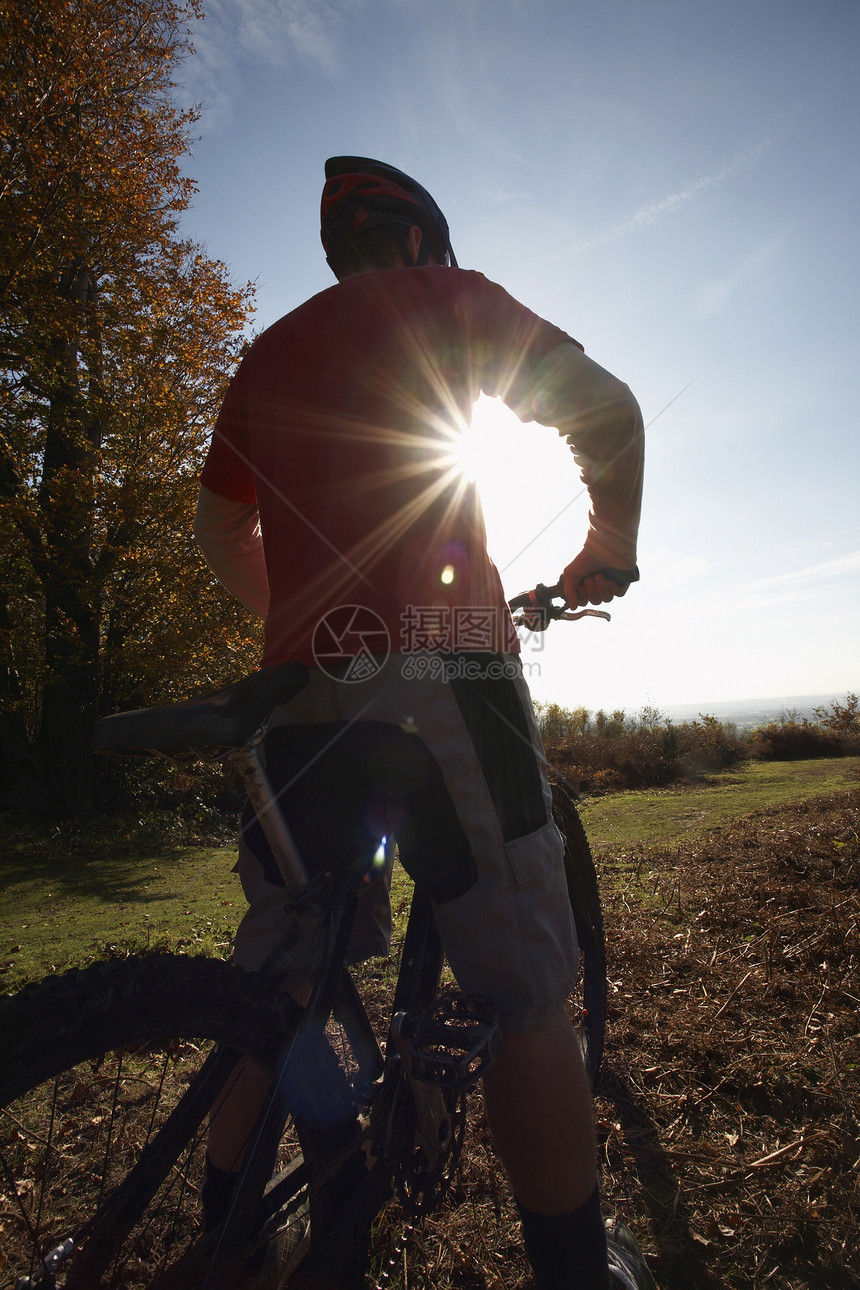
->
[451, 393, 519, 485]
[453, 394, 587, 593]
[451, 399, 492, 482]
[455, 392, 564, 511]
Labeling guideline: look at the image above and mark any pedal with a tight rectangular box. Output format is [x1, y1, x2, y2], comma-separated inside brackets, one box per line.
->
[392, 993, 500, 1090]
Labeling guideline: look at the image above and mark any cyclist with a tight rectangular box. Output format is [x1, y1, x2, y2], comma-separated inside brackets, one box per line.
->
[195, 156, 651, 1289]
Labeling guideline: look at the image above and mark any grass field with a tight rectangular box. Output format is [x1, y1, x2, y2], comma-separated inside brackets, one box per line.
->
[1, 757, 858, 1288]
[0, 837, 242, 990]
[1, 758, 858, 993]
[579, 755, 860, 847]
[0, 828, 419, 991]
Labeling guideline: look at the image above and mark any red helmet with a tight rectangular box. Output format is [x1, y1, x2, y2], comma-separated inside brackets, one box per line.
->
[321, 156, 457, 274]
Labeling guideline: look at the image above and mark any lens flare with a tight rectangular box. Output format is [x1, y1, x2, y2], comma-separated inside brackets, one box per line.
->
[373, 837, 388, 868]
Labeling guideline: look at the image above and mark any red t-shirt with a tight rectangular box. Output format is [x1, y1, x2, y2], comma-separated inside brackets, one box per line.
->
[201, 266, 578, 668]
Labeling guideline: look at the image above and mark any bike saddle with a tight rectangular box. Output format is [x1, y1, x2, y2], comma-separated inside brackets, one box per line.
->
[93, 662, 310, 755]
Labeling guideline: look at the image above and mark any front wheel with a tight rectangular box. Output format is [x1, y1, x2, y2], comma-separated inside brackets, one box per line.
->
[0, 955, 356, 1290]
[552, 781, 607, 1089]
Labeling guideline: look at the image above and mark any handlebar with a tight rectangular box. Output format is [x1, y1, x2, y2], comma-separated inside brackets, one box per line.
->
[507, 566, 638, 632]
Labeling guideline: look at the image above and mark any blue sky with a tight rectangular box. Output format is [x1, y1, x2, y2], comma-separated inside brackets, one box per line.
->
[175, 0, 860, 714]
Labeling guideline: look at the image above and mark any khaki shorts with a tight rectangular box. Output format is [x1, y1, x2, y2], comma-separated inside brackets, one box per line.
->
[232, 654, 578, 1034]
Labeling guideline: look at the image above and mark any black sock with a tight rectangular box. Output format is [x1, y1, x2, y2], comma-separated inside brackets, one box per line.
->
[201, 1157, 238, 1233]
[201, 1158, 270, 1276]
[516, 1185, 609, 1289]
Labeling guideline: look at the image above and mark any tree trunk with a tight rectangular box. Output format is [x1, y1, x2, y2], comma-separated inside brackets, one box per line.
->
[35, 264, 102, 816]
[0, 590, 44, 812]
[38, 579, 100, 815]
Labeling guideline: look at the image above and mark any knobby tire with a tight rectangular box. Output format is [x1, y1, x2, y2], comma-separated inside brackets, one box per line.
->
[0, 955, 361, 1290]
[551, 781, 607, 1089]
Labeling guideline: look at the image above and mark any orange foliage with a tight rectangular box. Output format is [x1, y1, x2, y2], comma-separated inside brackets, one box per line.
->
[0, 0, 257, 812]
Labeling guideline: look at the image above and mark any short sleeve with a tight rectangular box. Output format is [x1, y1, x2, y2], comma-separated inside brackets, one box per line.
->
[200, 370, 258, 504]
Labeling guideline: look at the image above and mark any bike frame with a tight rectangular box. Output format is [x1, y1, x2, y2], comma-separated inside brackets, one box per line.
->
[75, 580, 605, 1287]
[203, 868, 446, 1286]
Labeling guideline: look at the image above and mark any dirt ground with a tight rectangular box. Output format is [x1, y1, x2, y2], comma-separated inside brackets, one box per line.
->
[377, 786, 860, 1289]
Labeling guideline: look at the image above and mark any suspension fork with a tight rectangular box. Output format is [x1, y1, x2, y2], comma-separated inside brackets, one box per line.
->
[390, 886, 443, 1021]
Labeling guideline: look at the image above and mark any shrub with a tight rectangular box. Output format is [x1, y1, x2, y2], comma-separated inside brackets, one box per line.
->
[545, 722, 684, 794]
[95, 754, 244, 843]
[750, 720, 843, 761]
[539, 694, 858, 794]
[536, 702, 585, 742]
[678, 715, 746, 774]
[812, 693, 860, 751]
[593, 709, 629, 739]
[534, 702, 597, 740]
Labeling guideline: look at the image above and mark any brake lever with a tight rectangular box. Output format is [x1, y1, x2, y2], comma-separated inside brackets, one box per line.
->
[557, 608, 611, 622]
[510, 578, 611, 630]
[511, 606, 611, 629]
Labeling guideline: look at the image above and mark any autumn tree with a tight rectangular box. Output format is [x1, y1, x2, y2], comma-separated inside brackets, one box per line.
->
[812, 693, 860, 751]
[0, 0, 258, 815]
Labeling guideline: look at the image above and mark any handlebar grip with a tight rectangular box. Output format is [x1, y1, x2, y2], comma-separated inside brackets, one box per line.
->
[506, 591, 534, 612]
[507, 567, 639, 613]
[596, 565, 639, 590]
[507, 581, 561, 612]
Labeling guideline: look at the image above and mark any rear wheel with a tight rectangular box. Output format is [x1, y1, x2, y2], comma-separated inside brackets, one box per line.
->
[0, 956, 357, 1290]
[552, 781, 607, 1089]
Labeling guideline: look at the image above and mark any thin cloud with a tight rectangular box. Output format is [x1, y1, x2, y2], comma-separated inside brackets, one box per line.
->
[178, 0, 341, 128]
[236, 0, 340, 71]
[571, 137, 771, 253]
[736, 550, 860, 595]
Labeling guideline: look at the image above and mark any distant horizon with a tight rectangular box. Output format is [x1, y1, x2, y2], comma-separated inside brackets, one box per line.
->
[662, 691, 853, 718]
[536, 690, 855, 720]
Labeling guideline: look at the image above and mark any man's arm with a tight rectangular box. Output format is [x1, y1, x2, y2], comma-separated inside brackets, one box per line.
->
[515, 342, 644, 607]
[194, 484, 270, 619]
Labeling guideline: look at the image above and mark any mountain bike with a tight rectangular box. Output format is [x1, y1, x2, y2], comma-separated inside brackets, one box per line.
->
[0, 581, 607, 1290]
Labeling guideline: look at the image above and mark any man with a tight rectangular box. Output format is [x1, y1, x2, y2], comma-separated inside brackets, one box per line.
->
[196, 156, 651, 1289]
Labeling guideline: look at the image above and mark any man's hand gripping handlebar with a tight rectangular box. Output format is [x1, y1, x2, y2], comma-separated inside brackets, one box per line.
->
[508, 566, 639, 633]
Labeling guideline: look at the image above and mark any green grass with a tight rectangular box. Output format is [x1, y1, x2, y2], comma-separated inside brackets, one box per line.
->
[0, 836, 244, 991]
[0, 823, 417, 992]
[579, 754, 860, 849]
[2, 757, 858, 991]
